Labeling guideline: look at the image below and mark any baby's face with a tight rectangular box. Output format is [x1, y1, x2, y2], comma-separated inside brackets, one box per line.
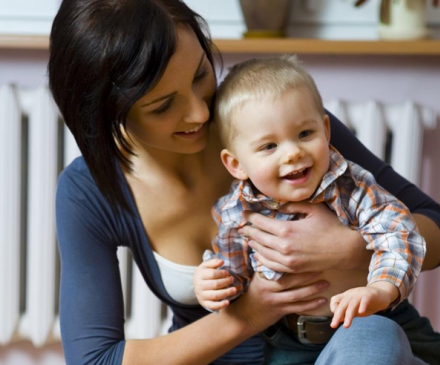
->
[229, 87, 330, 202]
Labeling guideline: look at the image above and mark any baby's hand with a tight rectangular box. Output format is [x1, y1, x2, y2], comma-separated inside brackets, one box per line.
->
[193, 259, 237, 311]
[330, 282, 399, 329]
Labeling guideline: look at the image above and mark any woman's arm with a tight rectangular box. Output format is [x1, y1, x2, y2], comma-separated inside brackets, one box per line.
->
[329, 111, 440, 271]
[413, 214, 440, 270]
[123, 272, 328, 365]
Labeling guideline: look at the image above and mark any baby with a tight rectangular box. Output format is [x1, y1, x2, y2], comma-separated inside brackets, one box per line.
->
[194, 56, 425, 341]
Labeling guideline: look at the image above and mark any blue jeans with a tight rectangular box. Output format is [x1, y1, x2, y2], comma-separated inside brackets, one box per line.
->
[262, 300, 440, 365]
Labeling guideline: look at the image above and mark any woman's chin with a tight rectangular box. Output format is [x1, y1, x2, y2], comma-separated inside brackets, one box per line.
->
[172, 132, 210, 154]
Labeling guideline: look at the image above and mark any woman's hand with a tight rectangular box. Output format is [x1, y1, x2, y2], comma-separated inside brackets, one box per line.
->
[238, 202, 371, 274]
[229, 271, 329, 332]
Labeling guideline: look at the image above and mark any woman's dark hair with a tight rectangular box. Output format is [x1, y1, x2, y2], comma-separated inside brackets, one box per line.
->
[49, 0, 218, 212]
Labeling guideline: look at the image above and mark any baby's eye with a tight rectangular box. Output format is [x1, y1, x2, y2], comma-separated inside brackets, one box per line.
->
[299, 130, 313, 139]
[262, 143, 277, 151]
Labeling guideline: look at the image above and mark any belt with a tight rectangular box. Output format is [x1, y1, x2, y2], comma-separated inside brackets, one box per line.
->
[281, 314, 337, 345]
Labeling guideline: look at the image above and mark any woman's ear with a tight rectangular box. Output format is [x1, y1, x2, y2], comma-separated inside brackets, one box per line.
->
[220, 149, 248, 180]
[323, 114, 331, 143]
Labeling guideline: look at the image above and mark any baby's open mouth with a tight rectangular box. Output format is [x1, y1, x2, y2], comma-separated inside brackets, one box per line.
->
[283, 167, 309, 180]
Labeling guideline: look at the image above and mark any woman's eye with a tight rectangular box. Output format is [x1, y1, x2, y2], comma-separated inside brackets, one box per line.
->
[262, 143, 277, 151]
[194, 69, 208, 82]
[152, 97, 173, 115]
[299, 130, 313, 139]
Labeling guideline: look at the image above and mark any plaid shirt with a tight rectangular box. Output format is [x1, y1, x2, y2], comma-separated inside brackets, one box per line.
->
[204, 146, 426, 305]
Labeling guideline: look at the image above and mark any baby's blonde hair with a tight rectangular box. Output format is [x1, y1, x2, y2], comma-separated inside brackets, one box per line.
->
[215, 55, 324, 147]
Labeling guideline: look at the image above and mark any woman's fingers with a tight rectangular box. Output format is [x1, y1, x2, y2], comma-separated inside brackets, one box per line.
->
[242, 212, 289, 237]
[240, 227, 303, 271]
[284, 297, 328, 315]
[272, 280, 329, 305]
[239, 224, 279, 250]
[251, 245, 296, 273]
[253, 251, 294, 273]
[277, 272, 323, 289]
[243, 202, 313, 236]
[231, 273, 328, 332]
[241, 202, 367, 274]
[279, 201, 321, 215]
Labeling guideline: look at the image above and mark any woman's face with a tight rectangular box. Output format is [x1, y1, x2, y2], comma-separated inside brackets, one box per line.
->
[125, 26, 216, 155]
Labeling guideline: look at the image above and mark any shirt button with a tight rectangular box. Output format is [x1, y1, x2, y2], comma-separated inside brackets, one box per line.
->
[269, 201, 280, 209]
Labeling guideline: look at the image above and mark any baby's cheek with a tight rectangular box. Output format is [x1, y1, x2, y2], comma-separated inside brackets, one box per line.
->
[251, 171, 277, 196]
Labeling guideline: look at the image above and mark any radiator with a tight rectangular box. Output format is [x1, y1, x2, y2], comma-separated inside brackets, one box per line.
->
[0, 84, 437, 348]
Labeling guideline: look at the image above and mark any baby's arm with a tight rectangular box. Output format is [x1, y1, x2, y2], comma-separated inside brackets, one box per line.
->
[327, 163, 426, 328]
[351, 165, 426, 302]
[330, 281, 399, 328]
[193, 259, 237, 311]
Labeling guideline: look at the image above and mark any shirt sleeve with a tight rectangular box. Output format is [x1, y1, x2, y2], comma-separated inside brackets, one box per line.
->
[56, 168, 126, 365]
[328, 110, 440, 233]
[348, 164, 426, 302]
[209, 202, 253, 298]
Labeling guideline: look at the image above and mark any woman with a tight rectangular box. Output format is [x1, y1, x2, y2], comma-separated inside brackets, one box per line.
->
[49, 1, 440, 364]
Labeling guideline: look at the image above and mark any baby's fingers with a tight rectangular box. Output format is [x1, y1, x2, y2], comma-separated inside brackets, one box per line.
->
[202, 287, 237, 302]
[330, 294, 342, 313]
[202, 299, 230, 311]
[201, 276, 234, 291]
[358, 295, 370, 314]
[331, 297, 348, 328]
[200, 258, 224, 269]
[198, 267, 231, 280]
[343, 298, 361, 328]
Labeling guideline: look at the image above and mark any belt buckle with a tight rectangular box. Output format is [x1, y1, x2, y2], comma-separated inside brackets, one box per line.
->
[297, 316, 330, 345]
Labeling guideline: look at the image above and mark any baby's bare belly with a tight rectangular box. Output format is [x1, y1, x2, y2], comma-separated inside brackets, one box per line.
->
[297, 269, 368, 317]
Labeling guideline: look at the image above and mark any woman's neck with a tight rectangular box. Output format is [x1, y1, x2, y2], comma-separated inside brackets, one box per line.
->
[123, 137, 222, 192]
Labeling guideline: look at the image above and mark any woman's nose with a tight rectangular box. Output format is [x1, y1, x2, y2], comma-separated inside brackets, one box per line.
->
[183, 92, 210, 124]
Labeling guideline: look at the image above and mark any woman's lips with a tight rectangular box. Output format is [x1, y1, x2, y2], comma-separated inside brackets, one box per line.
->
[174, 124, 206, 139]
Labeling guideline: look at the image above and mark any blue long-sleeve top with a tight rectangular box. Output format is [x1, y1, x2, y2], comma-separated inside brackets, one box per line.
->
[56, 113, 440, 365]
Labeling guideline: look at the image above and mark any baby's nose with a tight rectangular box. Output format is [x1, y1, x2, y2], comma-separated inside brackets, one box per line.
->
[283, 145, 304, 163]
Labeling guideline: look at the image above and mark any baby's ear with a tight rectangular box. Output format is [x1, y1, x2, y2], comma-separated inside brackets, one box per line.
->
[220, 149, 248, 180]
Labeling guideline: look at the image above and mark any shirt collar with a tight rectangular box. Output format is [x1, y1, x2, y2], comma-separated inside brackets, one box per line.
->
[310, 145, 348, 200]
[222, 180, 283, 211]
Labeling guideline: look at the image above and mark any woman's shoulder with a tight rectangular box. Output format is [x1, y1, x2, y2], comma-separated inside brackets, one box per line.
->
[57, 156, 100, 199]
[56, 156, 133, 246]
[59, 155, 92, 181]
[56, 156, 119, 218]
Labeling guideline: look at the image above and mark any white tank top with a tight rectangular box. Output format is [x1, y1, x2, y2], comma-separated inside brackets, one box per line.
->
[152, 251, 199, 305]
